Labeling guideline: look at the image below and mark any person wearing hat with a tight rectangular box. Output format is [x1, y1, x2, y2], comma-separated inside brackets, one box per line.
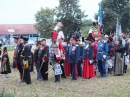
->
[14, 35, 24, 83]
[37, 38, 49, 81]
[82, 38, 95, 79]
[68, 37, 80, 80]
[123, 38, 130, 73]
[33, 40, 42, 80]
[12, 36, 19, 71]
[20, 36, 32, 84]
[63, 38, 71, 77]
[58, 38, 66, 78]
[51, 22, 63, 42]
[1, 47, 11, 78]
[97, 34, 108, 77]
[106, 36, 114, 74]
[49, 37, 64, 83]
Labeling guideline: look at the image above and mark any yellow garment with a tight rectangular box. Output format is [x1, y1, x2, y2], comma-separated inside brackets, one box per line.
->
[25, 60, 29, 69]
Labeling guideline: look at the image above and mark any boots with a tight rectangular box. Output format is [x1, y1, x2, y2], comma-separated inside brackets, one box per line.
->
[55, 75, 60, 83]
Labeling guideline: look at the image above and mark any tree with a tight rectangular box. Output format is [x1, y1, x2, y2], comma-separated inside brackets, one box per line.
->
[34, 7, 55, 38]
[101, 0, 130, 34]
[55, 0, 87, 38]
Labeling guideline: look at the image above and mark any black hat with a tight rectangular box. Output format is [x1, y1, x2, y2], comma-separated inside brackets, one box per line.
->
[85, 38, 92, 42]
[82, 37, 84, 42]
[108, 36, 113, 42]
[18, 35, 23, 39]
[13, 36, 18, 40]
[22, 36, 29, 41]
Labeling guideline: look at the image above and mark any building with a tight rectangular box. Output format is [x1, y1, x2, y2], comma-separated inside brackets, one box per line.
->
[0, 24, 38, 45]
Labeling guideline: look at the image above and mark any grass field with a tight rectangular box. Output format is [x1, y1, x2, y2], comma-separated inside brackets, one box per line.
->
[0, 51, 130, 97]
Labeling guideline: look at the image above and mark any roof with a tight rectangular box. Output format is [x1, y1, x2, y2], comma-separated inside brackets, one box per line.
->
[0, 24, 37, 35]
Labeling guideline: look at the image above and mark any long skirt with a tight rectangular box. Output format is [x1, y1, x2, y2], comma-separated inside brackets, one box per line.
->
[1, 59, 11, 74]
[114, 53, 124, 75]
[82, 58, 95, 79]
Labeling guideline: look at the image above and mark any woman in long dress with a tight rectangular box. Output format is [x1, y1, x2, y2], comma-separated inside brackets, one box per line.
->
[114, 40, 125, 76]
[0, 47, 11, 78]
[82, 38, 95, 79]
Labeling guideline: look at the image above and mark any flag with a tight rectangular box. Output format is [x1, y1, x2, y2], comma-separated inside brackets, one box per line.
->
[116, 18, 119, 41]
[118, 23, 122, 36]
[98, 2, 102, 35]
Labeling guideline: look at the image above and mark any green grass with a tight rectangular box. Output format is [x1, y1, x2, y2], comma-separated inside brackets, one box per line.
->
[6, 46, 15, 51]
[0, 51, 130, 97]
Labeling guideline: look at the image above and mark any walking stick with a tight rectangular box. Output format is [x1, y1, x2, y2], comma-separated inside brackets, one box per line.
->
[22, 65, 25, 83]
[45, 66, 54, 74]
[37, 61, 44, 79]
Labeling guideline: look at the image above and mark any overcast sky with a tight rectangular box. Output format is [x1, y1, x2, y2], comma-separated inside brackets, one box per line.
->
[0, 0, 101, 24]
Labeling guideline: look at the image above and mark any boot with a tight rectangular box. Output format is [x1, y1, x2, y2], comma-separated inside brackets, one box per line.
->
[109, 68, 112, 74]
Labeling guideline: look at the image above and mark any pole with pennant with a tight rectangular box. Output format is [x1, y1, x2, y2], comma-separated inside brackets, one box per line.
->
[98, 2, 102, 36]
[116, 18, 119, 41]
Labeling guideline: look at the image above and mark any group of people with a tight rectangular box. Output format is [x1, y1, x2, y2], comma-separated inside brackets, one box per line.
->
[0, 22, 130, 85]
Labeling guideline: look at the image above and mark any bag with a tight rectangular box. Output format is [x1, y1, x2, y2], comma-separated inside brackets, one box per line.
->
[89, 60, 94, 65]
[106, 59, 113, 68]
[125, 55, 129, 65]
[54, 64, 62, 75]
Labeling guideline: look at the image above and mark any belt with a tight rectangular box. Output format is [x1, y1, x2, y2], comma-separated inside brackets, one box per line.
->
[98, 52, 103, 53]
[20, 55, 31, 58]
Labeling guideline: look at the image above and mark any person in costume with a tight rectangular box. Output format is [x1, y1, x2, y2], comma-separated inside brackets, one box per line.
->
[68, 37, 80, 80]
[82, 38, 95, 79]
[0, 47, 11, 78]
[29, 45, 34, 74]
[51, 22, 63, 42]
[63, 38, 71, 77]
[97, 34, 108, 77]
[49, 38, 64, 83]
[114, 40, 125, 76]
[15, 36, 24, 82]
[37, 38, 49, 81]
[78, 37, 84, 77]
[0, 42, 2, 76]
[12, 36, 18, 71]
[20, 36, 32, 84]
[123, 38, 129, 73]
[106, 36, 114, 74]
[33, 41, 42, 79]
[58, 38, 66, 78]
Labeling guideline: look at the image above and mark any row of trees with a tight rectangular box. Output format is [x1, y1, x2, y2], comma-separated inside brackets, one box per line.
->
[34, 0, 91, 38]
[35, 0, 130, 38]
[95, 0, 130, 34]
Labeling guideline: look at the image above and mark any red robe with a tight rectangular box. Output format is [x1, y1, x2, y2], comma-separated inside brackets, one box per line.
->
[82, 44, 95, 79]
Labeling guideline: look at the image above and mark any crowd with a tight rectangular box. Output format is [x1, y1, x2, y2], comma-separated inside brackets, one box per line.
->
[0, 22, 129, 85]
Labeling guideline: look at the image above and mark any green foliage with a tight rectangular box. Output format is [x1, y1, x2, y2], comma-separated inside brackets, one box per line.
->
[81, 19, 93, 37]
[34, 7, 55, 38]
[55, 0, 87, 37]
[102, 0, 130, 34]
